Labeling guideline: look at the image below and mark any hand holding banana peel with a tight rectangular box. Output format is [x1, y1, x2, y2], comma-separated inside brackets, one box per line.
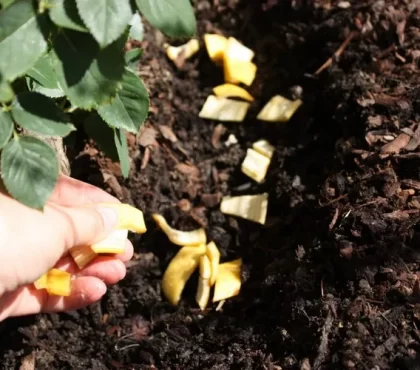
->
[0, 175, 138, 321]
[0, 175, 244, 322]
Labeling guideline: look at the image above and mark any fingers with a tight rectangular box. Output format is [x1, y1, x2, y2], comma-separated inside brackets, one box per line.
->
[54, 255, 127, 285]
[49, 175, 120, 206]
[52, 203, 119, 250]
[2, 277, 108, 319]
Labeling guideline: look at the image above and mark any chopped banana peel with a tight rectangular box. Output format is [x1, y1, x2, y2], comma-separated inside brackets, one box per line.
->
[33, 273, 48, 290]
[257, 95, 302, 122]
[198, 95, 250, 122]
[196, 275, 211, 310]
[220, 193, 268, 225]
[224, 37, 255, 63]
[204, 33, 228, 63]
[213, 84, 254, 102]
[164, 39, 199, 62]
[162, 244, 207, 306]
[152, 214, 207, 246]
[223, 59, 257, 86]
[95, 203, 147, 234]
[252, 139, 275, 159]
[213, 258, 242, 303]
[34, 269, 72, 297]
[206, 241, 220, 287]
[241, 148, 271, 183]
[199, 255, 212, 279]
[196, 255, 211, 310]
[70, 245, 98, 269]
[90, 229, 128, 254]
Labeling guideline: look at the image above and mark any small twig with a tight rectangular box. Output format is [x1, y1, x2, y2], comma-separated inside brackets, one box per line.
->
[114, 333, 141, 351]
[380, 311, 398, 332]
[313, 311, 334, 370]
[319, 194, 348, 207]
[314, 31, 358, 75]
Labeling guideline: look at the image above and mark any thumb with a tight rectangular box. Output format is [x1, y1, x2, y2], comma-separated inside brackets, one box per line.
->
[53, 204, 119, 250]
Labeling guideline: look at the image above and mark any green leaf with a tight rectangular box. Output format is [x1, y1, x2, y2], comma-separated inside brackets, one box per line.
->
[11, 92, 75, 137]
[129, 12, 144, 41]
[26, 52, 65, 97]
[48, 0, 87, 32]
[97, 68, 149, 133]
[0, 110, 13, 148]
[124, 48, 143, 71]
[75, 0, 132, 47]
[1, 136, 59, 209]
[135, 0, 196, 38]
[0, 0, 48, 81]
[0, 78, 14, 102]
[0, 0, 15, 9]
[83, 114, 130, 177]
[114, 127, 130, 178]
[52, 30, 126, 109]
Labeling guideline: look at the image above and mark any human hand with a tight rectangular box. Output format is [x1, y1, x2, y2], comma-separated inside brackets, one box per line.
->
[0, 175, 134, 321]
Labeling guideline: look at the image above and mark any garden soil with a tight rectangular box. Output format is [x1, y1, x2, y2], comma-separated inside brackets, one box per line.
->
[2, 0, 420, 369]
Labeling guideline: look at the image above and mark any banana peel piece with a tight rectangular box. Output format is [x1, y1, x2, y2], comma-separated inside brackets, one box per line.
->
[223, 59, 257, 86]
[206, 241, 220, 286]
[164, 39, 200, 62]
[198, 95, 250, 122]
[213, 84, 254, 102]
[204, 33, 228, 63]
[224, 37, 255, 63]
[90, 229, 128, 254]
[252, 139, 275, 159]
[34, 269, 72, 296]
[220, 193, 268, 225]
[95, 203, 147, 234]
[153, 214, 206, 246]
[257, 95, 302, 122]
[162, 244, 207, 306]
[69, 245, 98, 269]
[213, 258, 242, 303]
[241, 148, 271, 183]
[196, 255, 211, 310]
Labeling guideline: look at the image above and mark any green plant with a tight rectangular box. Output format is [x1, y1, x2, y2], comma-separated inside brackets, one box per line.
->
[0, 0, 197, 209]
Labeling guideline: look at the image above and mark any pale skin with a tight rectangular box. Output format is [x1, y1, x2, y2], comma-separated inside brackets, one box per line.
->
[0, 175, 134, 322]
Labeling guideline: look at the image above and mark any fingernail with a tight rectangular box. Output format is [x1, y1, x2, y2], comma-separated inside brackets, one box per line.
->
[97, 207, 118, 232]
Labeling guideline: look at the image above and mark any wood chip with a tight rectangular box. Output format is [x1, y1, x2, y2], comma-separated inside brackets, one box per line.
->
[19, 352, 35, 370]
[175, 163, 200, 179]
[137, 125, 158, 147]
[211, 124, 227, 149]
[380, 132, 411, 154]
[158, 125, 178, 143]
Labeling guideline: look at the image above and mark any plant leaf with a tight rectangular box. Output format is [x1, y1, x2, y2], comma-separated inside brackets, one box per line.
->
[97, 68, 149, 133]
[75, 0, 132, 47]
[114, 127, 130, 178]
[0, 78, 14, 102]
[0, 0, 48, 81]
[135, 0, 196, 38]
[26, 52, 64, 95]
[11, 92, 75, 137]
[129, 12, 144, 41]
[48, 0, 87, 32]
[52, 30, 125, 109]
[1, 135, 59, 209]
[0, 0, 15, 9]
[0, 110, 14, 148]
[124, 48, 143, 71]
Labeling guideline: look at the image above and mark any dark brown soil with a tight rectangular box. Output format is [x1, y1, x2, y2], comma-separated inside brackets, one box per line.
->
[2, 0, 420, 369]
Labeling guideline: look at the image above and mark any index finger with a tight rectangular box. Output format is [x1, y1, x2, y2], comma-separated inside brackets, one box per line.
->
[49, 175, 120, 207]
